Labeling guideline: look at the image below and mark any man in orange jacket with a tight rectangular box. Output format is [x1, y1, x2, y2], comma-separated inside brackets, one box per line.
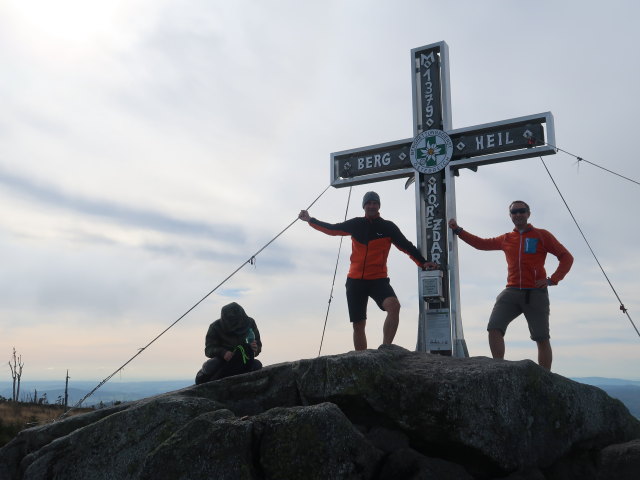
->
[449, 200, 573, 370]
[299, 191, 436, 351]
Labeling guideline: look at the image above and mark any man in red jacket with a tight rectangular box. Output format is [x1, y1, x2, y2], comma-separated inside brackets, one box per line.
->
[299, 191, 436, 351]
[448, 200, 573, 370]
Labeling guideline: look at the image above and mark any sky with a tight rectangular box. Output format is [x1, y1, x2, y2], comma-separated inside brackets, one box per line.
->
[1, 0, 639, 385]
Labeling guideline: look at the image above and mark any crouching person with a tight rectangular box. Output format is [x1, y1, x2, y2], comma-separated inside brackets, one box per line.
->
[195, 302, 262, 384]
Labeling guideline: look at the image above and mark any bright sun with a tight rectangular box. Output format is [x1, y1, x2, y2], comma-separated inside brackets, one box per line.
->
[8, 0, 126, 45]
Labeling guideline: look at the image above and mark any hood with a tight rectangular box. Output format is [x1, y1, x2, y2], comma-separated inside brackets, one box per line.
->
[220, 302, 251, 336]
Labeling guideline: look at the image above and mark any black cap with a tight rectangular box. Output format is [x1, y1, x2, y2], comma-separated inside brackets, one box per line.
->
[362, 191, 380, 208]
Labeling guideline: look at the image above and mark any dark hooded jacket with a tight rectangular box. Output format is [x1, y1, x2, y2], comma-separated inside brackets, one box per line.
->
[204, 302, 262, 359]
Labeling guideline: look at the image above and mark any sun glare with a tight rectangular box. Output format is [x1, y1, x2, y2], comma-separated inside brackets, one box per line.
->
[8, 0, 127, 45]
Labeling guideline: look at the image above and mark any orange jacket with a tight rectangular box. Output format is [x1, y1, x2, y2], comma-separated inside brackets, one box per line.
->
[309, 215, 427, 280]
[457, 224, 573, 288]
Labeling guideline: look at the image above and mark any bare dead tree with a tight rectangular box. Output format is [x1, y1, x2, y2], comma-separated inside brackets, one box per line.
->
[64, 370, 70, 412]
[8, 347, 24, 402]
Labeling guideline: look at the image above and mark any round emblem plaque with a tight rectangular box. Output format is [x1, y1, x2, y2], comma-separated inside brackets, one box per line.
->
[409, 129, 454, 174]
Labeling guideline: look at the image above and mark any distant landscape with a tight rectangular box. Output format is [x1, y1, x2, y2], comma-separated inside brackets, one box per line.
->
[0, 380, 192, 408]
[1, 376, 639, 418]
[0, 403, 93, 447]
[572, 377, 640, 418]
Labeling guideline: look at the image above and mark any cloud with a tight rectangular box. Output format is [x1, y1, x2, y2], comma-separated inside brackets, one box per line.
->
[0, 0, 639, 383]
[0, 165, 244, 242]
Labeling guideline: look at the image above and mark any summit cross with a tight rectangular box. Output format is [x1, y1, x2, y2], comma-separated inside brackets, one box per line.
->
[329, 41, 556, 357]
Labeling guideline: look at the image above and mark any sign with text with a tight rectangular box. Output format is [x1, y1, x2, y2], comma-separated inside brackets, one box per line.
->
[331, 112, 554, 186]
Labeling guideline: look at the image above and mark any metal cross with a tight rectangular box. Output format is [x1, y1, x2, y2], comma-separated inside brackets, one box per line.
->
[330, 41, 556, 357]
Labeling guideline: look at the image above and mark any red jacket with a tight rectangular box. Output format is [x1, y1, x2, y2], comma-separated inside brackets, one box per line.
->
[458, 224, 573, 288]
[309, 215, 427, 280]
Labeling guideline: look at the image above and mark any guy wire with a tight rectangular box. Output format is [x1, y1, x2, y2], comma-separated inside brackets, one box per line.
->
[533, 136, 640, 186]
[318, 186, 353, 356]
[58, 183, 333, 419]
[540, 157, 639, 339]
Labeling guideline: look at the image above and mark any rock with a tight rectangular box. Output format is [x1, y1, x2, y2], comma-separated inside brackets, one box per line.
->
[1, 345, 638, 479]
[19, 396, 224, 479]
[140, 402, 382, 480]
[542, 449, 598, 480]
[595, 438, 640, 480]
[365, 426, 410, 453]
[378, 448, 474, 480]
[252, 403, 382, 480]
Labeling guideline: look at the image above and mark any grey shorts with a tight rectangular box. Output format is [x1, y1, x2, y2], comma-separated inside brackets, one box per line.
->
[487, 288, 550, 341]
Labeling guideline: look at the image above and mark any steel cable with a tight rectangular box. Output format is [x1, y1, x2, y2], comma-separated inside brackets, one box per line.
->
[318, 186, 353, 356]
[58, 183, 334, 418]
[540, 157, 639, 339]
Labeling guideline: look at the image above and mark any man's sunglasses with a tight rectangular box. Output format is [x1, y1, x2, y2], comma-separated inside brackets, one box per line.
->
[510, 208, 529, 215]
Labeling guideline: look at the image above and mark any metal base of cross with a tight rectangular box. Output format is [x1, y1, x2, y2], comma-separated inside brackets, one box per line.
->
[454, 339, 469, 358]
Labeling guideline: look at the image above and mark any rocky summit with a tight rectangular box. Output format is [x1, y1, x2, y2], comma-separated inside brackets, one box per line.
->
[1, 345, 639, 480]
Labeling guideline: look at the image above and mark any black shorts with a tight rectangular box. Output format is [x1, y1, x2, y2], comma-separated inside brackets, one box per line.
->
[345, 277, 397, 323]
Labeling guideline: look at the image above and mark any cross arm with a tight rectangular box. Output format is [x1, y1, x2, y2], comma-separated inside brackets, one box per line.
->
[448, 112, 556, 171]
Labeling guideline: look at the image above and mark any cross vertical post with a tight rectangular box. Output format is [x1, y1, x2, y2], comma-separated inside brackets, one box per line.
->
[329, 41, 556, 357]
[411, 42, 463, 356]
